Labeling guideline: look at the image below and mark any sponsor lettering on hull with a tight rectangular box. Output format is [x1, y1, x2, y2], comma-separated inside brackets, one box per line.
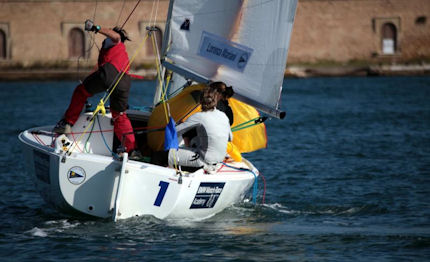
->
[190, 182, 225, 209]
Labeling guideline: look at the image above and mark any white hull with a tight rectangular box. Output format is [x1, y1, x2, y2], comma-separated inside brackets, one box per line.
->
[19, 113, 258, 221]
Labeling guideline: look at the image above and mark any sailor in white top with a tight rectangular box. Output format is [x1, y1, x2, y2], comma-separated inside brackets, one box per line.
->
[168, 82, 233, 169]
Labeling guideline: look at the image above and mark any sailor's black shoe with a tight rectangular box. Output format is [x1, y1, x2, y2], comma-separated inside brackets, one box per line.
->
[53, 119, 72, 134]
[129, 150, 144, 161]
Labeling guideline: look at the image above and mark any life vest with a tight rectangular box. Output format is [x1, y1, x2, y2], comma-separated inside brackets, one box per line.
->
[98, 42, 130, 73]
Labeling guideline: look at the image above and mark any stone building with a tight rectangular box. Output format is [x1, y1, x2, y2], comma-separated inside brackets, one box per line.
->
[0, 0, 429, 72]
[290, 0, 430, 65]
[0, 0, 169, 70]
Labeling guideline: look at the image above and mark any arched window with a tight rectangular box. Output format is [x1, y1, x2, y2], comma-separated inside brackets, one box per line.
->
[382, 23, 397, 55]
[145, 27, 163, 57]
[0, 29, 6, 59]
[68, 28, 85, 58]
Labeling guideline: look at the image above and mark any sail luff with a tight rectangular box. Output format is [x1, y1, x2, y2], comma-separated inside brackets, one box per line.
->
[161, 0, 175, 58]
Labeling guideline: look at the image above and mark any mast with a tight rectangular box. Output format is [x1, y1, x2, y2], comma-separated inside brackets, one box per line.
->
[153, 0, 175, 106]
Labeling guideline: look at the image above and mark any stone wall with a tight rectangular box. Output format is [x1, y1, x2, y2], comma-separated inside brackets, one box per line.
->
[0, 0, 169, 68]
[289, 0, 430, 64]
[0, 0, 429, 69]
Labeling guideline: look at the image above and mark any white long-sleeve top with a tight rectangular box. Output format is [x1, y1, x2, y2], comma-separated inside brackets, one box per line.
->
[176, 109, 232, 164]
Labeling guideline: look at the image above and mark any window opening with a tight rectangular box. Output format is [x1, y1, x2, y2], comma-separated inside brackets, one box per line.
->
[382, 23, 397, 55]
[68, 28, 85, 58]
[416, 16, 427, 25]
[0, 29, 6, 59]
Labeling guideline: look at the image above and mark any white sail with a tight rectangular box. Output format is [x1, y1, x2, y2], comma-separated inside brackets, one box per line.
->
[163, 0, 298, 118]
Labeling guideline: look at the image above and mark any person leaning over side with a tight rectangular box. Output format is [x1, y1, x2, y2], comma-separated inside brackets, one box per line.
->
[168, 83, 232, 170]
[54, 20, 136, 153]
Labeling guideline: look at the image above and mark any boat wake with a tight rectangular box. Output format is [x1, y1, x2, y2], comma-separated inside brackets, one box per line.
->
[25, 219, 81, 237]
[262, 202, 388, 217]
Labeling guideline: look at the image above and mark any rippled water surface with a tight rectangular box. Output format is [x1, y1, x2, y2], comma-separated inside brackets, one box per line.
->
[1, 76, 429, 261]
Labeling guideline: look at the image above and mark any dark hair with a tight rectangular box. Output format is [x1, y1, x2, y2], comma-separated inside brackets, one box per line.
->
[209, 81, 234, 99]
[113, 27, 130, 42]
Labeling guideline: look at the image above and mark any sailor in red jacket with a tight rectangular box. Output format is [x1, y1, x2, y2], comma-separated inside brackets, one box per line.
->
[54, 20, 135, 153]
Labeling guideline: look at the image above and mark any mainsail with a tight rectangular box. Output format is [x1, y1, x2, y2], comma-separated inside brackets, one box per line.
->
[162, 0, 298, 118]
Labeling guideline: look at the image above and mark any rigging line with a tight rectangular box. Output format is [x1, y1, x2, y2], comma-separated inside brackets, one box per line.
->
[120, 0, 142, 29]
[148, 0, 157, 27]
[66, 115, 96, 155]
[115, 0, 127, 27]
[153, 32, 166, 99]
[76, 0, 98, 83]
[178, 104, 201, 124]
[92, 0, 98, 22]
[77, 33, 98, 83]
[101, 33, 150, 106]
[231, 117, 260, 130]
[84, 116, 96, 153]
[153, 0, 160, 26]
[151, 32, 166, 103]
[84, 32, 149, 129]
[232, 124, 255, 132]
[32, 133, 46, 146]
[69, 130, 84, 153]
[150, 31, 179, 170]
[96, 114, 119, 158]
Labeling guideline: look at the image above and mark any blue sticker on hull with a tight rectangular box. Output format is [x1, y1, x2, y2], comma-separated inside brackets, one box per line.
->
[190, 182, 225, 209]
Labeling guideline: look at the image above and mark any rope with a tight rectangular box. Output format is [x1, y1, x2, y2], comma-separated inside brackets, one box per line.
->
[177, 103, 200, 124]
[92, 0, 98, 21]
[115, 0, 127, 27]
[231, 117, 259, 131]
[148, 0, 157, 26]
[76, 0, 99, 83]
[101, 33, 150, 108]
[66, 114, 96, 155]
[84, 116, 96, 153]
[153, 0, 160, 27]
[149, 29, 179, 171]
[31, 133, 46, 146]
[148, 0, 160, 27]
[120, 0, 142, 29]
[231, 117, 267, 132]
[96, 114, 119, 158]
[69, 131, 84, 153]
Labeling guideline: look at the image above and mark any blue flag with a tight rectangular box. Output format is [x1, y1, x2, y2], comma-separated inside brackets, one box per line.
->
[164, 117, 179, 151]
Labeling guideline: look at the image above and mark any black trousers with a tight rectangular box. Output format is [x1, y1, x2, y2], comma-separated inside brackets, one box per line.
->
[83, 63, 131, 112]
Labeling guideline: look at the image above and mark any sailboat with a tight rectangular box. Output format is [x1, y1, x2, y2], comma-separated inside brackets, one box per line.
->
[18, 0, 298, 221]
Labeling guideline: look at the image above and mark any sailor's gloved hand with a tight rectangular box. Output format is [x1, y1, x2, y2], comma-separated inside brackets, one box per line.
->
[84, 20, 94, 31]
[84, 19, 100, 33]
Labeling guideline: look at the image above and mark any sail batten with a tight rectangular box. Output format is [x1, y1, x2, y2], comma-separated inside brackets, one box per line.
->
[162, 0, 298, 118]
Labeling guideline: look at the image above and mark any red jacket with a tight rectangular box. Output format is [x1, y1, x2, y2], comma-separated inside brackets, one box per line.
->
[98, 42, 130, 73]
